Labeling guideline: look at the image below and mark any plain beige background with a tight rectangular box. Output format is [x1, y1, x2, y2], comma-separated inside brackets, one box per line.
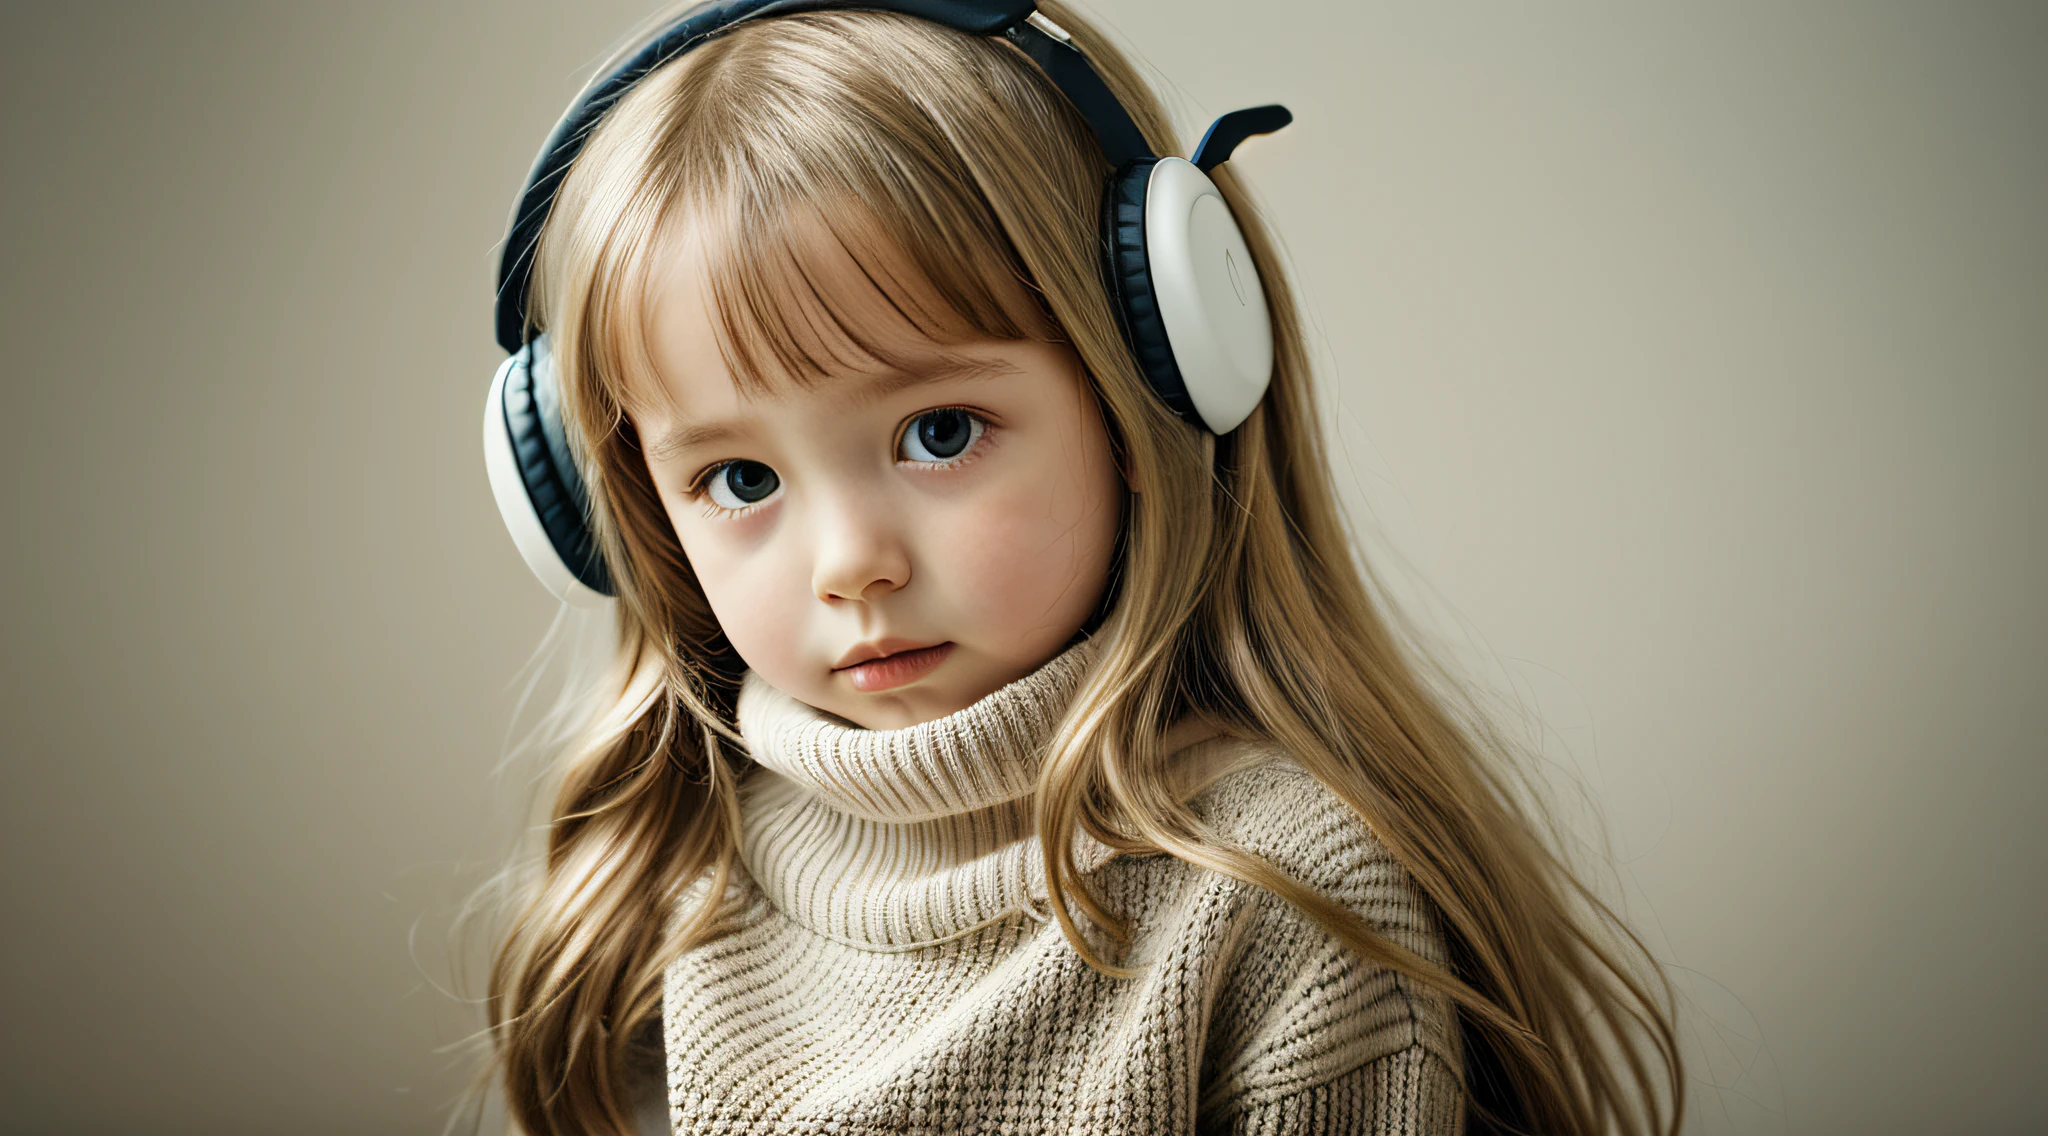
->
[1, 2, 2041, 1133]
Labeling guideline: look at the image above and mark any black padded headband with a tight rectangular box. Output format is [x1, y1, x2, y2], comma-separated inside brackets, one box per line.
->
[494, 0, 1156, 353]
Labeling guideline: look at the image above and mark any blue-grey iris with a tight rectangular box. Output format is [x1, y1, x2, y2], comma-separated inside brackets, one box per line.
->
[913, 410, 973, 459]
[721, 460, 778, 503]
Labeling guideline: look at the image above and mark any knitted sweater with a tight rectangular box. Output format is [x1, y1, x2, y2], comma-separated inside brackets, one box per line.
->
[652, 643, 1466, 1134]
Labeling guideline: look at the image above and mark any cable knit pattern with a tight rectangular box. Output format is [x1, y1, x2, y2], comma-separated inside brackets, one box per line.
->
[657, 643, 1466, 1134]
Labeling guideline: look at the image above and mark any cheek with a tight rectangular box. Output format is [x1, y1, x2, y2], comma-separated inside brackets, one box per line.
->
[667, 507, 810, 671]
[931, 440, 1122, 640]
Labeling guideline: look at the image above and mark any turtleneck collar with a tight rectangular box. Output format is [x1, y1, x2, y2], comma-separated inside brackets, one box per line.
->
[735, 639, 1096, 823]
[731, 639, 1103, 950]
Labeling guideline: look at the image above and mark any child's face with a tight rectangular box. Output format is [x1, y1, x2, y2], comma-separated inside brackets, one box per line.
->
[629, 224, 1125, 730]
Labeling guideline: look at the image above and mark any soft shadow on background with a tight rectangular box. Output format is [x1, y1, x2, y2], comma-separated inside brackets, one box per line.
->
[0, 3, 2040, 1133]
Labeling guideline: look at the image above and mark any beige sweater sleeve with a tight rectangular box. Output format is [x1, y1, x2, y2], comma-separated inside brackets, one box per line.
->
[1213, 1045, 1466, 1136]
[1190, 759, 1467, 1134]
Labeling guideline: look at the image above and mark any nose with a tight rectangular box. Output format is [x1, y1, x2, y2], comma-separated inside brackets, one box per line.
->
[809, 489, 911, 604]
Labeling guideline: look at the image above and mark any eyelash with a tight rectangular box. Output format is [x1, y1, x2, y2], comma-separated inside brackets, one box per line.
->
[684, 408, 995, 517]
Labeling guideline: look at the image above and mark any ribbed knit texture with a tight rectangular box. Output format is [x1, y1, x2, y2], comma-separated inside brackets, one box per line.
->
[657, 642, 1466, 1134]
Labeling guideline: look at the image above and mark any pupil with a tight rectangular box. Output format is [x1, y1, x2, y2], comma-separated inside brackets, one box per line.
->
[918, 410, 971, 458]
[724, 461, 778, 502]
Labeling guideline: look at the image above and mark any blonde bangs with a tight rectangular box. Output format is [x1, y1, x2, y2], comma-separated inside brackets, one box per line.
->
[563, 10, 1062, 420]
[699, 189, 1051, 392]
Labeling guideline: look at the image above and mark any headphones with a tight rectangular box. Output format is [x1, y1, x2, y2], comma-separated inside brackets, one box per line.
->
[485, 0, 1291, 604]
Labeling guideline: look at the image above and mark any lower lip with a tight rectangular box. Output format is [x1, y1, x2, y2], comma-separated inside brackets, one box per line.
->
[838, 643, 955, 693]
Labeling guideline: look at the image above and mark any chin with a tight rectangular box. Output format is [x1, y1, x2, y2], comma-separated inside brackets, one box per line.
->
[830, 680, 980, 731]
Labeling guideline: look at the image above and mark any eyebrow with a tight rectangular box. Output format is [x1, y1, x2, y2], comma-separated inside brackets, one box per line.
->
[643, 354, 1020, 463]
[645, 421, 739, 461]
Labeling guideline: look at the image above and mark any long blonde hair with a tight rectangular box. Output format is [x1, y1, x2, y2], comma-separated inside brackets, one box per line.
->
[486, 5, 1685, 1133]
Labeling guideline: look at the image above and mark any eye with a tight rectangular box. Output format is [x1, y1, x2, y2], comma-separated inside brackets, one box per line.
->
[702, 459, 780, 511]
[899, 409, 985, 464]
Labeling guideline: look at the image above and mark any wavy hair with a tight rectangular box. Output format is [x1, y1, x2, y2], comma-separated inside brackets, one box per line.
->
[485, 4, 1685, 1133]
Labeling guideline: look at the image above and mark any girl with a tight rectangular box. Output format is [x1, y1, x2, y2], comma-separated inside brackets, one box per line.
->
[479, 2, 1684, 1133]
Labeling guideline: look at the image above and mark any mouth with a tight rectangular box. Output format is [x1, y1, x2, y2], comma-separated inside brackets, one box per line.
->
[832, 640, 955, 694]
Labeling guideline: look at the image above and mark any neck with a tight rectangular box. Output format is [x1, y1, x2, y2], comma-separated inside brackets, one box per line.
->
[732, 640, 1102, 949]
[736, 640, 1096, 823]
[731, 639, 1250, 950]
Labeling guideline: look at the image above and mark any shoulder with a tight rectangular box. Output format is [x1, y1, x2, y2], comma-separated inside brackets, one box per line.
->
[1177, 740, 1447, 960]
[1187, 743, 1378, 870]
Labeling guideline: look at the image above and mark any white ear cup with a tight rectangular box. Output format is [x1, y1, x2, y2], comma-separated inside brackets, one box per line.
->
[1142, 156, 1274, 434]
[483, 342, 611, 608]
